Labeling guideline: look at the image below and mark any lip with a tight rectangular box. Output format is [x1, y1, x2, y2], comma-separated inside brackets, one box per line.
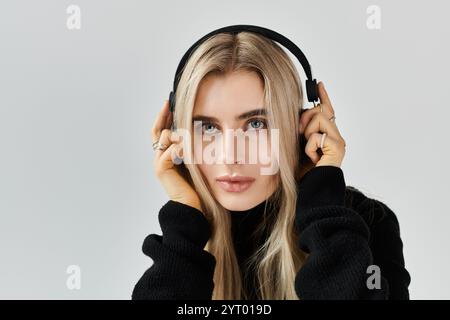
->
[216, 175, 255, 193]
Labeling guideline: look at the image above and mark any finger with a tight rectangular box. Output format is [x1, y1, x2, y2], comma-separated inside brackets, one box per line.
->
[299, 107, 316, 134]
[165, 109, 174, 131]
[154, 128, 173, 158]
[299, 103, 334, 135]
[304, 132, 340, 164]
[303, 112, 343, 141]
[159, 143, 181, 166]
[153, 142, 179, 177]
[317, 82, 331, 106]
[168, 132, 184, 161]
[151, 100, 171, 142]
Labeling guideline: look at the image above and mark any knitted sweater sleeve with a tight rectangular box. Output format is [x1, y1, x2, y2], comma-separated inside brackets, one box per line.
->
[294, 165, 411, 300]
[131, 200, 216, 300]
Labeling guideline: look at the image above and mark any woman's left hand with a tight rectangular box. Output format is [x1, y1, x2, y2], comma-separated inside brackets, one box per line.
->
[299, 81, 347, 168]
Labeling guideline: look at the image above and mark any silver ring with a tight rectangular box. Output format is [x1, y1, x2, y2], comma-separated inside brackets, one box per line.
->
[152, 140, 161, 149]
[152, 141, 167, 151]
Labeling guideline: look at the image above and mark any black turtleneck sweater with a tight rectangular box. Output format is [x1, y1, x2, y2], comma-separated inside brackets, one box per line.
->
[131, 165, 411, 300]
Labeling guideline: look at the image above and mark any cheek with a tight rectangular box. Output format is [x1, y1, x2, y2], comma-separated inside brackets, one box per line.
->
[197, 164, 215, 184]
[256, 172, 278, 188]
[257, 132, 274, 155]
[241, 131, 273, 163]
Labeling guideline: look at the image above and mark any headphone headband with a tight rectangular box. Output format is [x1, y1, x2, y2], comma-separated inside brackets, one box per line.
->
[169, 24, 319, 113]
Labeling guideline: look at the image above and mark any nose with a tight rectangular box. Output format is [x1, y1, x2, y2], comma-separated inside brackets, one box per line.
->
[218, 128, 245, 165]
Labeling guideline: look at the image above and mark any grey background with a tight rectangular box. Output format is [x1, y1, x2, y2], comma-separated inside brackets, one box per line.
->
[0, 0, 448, 299]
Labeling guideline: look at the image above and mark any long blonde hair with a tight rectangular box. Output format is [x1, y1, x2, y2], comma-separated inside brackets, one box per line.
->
[172, 31, 314, 300]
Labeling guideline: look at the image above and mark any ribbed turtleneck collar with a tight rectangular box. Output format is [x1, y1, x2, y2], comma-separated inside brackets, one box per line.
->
[228, 199, 273, 261]
[228, 199, 268, 217]
[227, 199, 273, 300]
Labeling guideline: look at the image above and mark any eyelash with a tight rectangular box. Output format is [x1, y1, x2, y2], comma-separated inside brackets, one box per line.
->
[200, 118, 267, 134]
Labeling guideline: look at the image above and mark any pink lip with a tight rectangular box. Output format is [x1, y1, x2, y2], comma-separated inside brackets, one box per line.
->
[216, 175, 255, 193]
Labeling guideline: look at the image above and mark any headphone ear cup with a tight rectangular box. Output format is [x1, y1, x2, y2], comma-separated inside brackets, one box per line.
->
[169, 91, 176, 112]
[305, 79, 319, 103]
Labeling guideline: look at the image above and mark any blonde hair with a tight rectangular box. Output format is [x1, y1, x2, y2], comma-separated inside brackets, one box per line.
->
[172, 31, 314, 299]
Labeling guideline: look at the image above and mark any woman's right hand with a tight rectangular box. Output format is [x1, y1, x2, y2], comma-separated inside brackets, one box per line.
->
[151, 100, 203, 213]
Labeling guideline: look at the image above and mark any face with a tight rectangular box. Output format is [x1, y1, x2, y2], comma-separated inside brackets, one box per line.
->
[192, 70, 279, 212]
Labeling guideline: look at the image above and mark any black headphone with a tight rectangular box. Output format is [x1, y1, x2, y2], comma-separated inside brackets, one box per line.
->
[168, 24, 319, 125]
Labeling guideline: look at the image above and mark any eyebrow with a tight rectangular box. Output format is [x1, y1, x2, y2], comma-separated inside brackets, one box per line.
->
[192, 108, 267, 123]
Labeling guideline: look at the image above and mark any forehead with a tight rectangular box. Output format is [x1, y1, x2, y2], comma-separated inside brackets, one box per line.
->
[193, 70, 265, 118]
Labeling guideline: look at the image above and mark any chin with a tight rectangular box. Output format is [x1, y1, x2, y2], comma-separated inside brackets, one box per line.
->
[215, 194, 257, 212]
[221, 203, 247, 212]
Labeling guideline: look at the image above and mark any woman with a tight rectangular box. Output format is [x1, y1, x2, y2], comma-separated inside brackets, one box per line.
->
[132, 31, 411, 300]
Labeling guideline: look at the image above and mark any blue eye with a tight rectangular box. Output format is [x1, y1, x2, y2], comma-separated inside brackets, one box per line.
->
[202, 123, 220, 134]
[247, 119, 266, 131]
